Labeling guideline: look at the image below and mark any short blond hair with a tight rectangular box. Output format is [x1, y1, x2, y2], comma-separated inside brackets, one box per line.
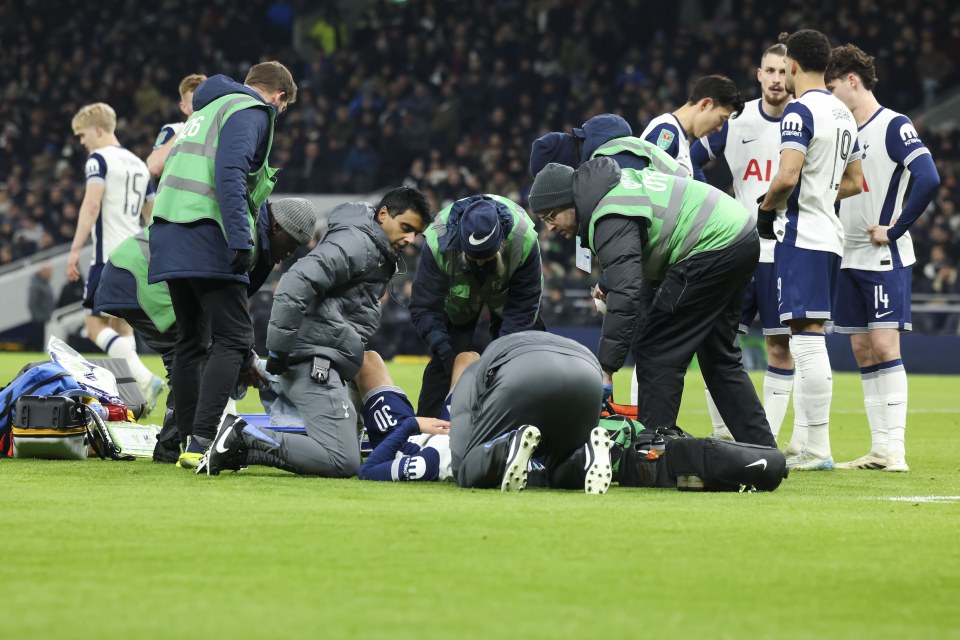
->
[71, 103, 117, 134]
[179, 74, 207, 99]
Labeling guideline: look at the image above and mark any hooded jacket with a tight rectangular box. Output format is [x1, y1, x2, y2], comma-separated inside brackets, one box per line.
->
[575, 114, 647, 170]
[148, 74, 275, 283]
[266, 202, 398, 381]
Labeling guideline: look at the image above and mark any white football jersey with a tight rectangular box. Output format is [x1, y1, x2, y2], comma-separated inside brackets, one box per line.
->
[698, 98, 784, 263]
[839, 108, 929, 271]
[640, 113, 693, 177]
[774, 90, 860, 256]
[84, 145, 154, 265]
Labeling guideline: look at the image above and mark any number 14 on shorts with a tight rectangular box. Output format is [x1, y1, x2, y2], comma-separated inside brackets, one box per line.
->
[874, 284, 889, 312]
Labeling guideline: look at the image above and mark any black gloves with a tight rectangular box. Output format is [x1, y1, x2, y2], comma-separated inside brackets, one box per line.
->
[265, 351, 290, 376]
[425, 330, 456, 375]
[756, 194, 776, 240]
[230, 248, 252, 274]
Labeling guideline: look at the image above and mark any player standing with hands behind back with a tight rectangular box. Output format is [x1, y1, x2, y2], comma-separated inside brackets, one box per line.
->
[825, 44, 940, 472]
[757, 30, 864, 470]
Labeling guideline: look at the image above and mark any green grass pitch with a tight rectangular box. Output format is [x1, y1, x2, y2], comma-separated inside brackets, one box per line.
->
[1, 351, 958, 639]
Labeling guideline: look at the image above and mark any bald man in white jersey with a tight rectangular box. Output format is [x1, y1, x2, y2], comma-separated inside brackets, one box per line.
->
[757, 30, 865, 471]
[692, 43, 796, 443]
[825, 44, 940, 473]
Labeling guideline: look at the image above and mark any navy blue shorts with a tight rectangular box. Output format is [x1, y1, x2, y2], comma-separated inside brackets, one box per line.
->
[774, 242, 840, 325]
[362, 387, 416, 448]
[82, 263, 105, 313]
[834, 266, 913, 333]
[361, 386, 452, 449]
[739, 261, 790, 335]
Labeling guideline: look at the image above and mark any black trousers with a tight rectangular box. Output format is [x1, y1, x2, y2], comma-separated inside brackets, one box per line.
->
[113, 308, 182, 461]
[416, 313, 546, 417]
[167, 278, 253, 444]
[633, 232, 775, 447]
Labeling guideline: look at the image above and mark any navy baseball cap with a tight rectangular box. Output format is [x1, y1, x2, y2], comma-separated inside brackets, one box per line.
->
[459, 199, 503, 260]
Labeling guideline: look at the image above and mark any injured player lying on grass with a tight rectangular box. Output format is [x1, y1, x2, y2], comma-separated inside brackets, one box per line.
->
[201, 331, 614, 493]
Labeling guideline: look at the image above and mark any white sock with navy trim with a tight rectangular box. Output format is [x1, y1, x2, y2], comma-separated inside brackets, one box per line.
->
[763, 366, 794, 440]
[95, 329, 154, 389]
[877, 359, 908, 460]
[790, 333, 833, 458]
[859, 364, 887, 457]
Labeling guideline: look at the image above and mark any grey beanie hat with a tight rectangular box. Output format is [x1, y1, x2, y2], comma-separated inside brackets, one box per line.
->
[527, 162, 575, 213]
[270, 198, 318, 245]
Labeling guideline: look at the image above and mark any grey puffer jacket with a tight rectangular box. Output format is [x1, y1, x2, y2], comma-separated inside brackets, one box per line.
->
[267, 202, 397, 380]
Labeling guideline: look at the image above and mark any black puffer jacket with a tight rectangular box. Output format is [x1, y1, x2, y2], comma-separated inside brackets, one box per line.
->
[573, 157, 647, 374]
[266, 202, 397, 380]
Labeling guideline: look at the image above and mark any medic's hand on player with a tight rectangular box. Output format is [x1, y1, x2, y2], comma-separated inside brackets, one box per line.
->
[416, 417, 451, 435]
[66, 249, 81, 282]
[237, 353, 269, 389]
[868, 224, 891, 246]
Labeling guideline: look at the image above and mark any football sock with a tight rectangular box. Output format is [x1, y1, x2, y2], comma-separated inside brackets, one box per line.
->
[95, 329, 155, 389]
[787, 362, 807, 454]
[791, 333, 832, 458]
[763, 366, 794, 440]
[859, 364, 887, 456]
[878, 358, 908, 460]
[705, 387, 728, 434]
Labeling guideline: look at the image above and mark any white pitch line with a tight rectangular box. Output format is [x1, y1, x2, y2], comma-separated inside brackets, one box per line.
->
[883, 496, 960, 503]
[680, 408, 960, 415]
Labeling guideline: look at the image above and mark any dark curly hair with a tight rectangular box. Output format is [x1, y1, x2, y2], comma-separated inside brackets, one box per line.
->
[779, 30, 831, 73]
[824, 44, 879, 91]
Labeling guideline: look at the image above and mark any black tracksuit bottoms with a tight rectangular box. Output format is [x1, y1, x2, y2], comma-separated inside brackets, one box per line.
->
[167, 278, 253, 445]
[633, 230, 776, 447]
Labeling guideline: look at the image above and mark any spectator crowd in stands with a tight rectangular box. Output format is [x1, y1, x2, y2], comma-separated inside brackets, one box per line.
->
[2, 0, 960, 342]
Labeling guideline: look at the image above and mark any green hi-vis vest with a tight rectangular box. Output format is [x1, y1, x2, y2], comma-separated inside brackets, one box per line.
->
[591, 136, 687, 177]
[151, 93, 278, 260]
[109, 229, 176, 333]
[587, 168, 750, 281]
[425, 195, 539, 326]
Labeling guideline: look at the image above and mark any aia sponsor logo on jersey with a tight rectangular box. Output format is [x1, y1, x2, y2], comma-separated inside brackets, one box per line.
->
[742, 159, 775, 181]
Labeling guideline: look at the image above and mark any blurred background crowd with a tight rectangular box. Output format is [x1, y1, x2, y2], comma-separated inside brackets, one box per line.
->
[2, 0, 959, 352]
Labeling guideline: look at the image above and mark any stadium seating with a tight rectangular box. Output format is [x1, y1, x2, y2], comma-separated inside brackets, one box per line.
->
[1, 0, 959, 337]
